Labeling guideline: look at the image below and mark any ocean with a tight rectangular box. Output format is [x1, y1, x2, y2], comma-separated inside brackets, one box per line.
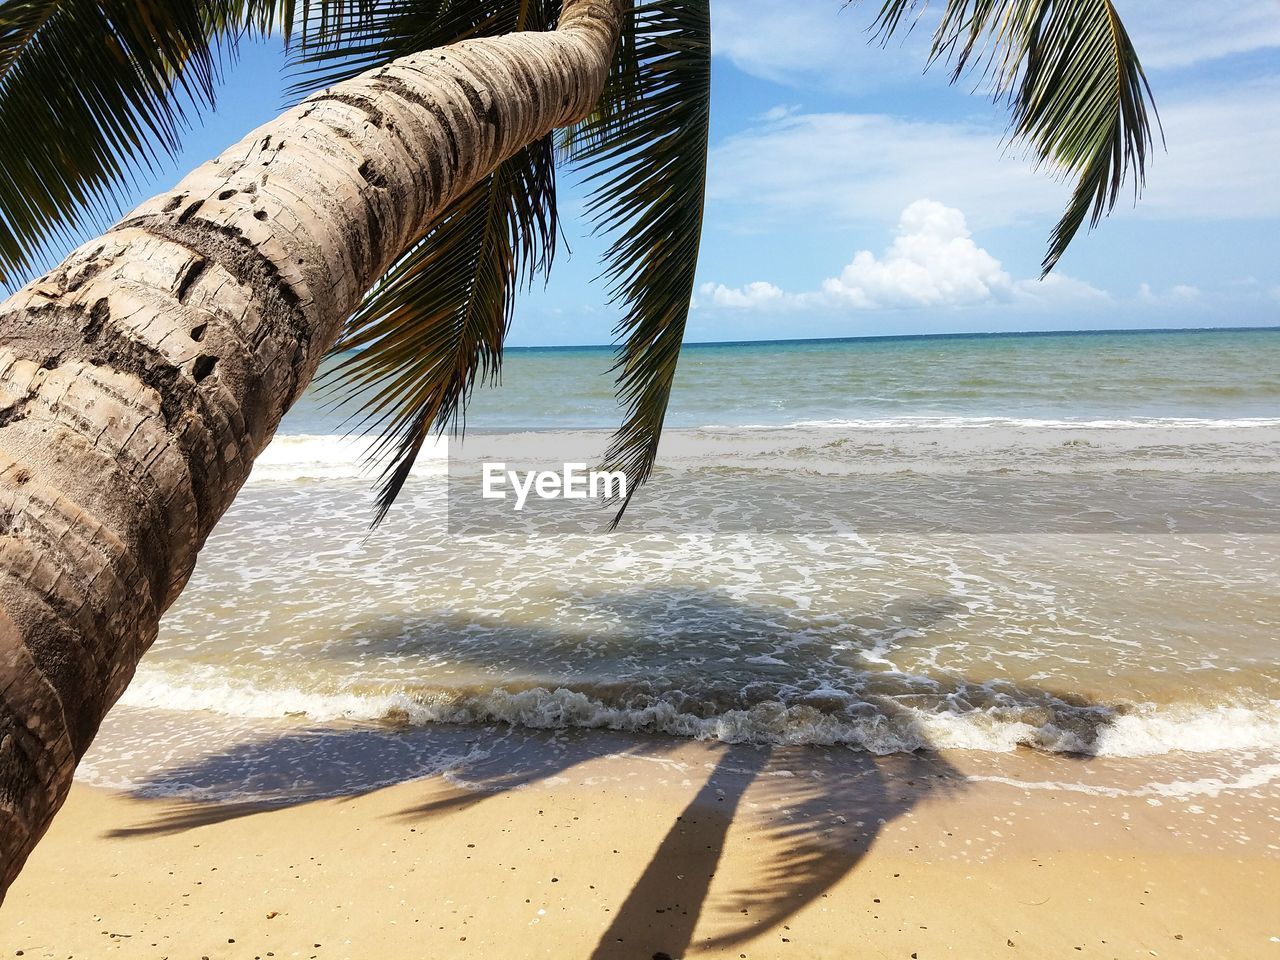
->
[81, 328, 1280, 800]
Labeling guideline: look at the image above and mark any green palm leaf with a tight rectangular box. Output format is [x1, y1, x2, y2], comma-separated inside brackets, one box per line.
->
[0, 0, 229, 285]
[0, 0, 372, 289]
[563, 0, 711, 526]
[289, 1, 562, 523]
[230, 1, 378, 42]
[319, 135, 559, 523]
[284, 0, 560, 96]
[862, 0, 1158, 273]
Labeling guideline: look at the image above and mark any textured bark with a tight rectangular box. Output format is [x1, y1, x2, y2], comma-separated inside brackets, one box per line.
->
[0, 0, 621, 895]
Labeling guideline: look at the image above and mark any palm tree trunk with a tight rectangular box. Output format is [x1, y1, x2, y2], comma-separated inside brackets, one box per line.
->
[0, 0, 622, 895]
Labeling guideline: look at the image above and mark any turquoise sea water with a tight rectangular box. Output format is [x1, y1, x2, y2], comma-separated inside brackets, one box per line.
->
[282, 327, 1280, 434]
[80, 327, 1280, 800]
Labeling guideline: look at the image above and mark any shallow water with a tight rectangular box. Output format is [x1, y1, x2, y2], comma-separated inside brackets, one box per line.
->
[94, 328, 1280, 785]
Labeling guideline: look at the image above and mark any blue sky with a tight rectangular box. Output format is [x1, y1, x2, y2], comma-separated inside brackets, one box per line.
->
[33, 1, 1280, 345]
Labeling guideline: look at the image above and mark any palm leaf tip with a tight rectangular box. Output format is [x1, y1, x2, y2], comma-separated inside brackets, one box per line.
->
[1023, 0, 1160, 274]
[566, 0, 711, 527]
[860, 0, 1158, 275]
[320, 135, 559, 525]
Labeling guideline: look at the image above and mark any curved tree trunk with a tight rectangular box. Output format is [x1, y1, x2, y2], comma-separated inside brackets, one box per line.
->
[0, 0, 621, 896]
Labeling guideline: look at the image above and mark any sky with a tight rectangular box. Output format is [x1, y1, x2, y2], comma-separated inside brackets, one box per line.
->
[30, 1, 1280, 346]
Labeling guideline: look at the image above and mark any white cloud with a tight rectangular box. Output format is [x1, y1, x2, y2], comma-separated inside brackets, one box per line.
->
[1137, 80, 1280, 221]
[821, 201, 1011, 307]
[708, 111, 1065, 233]
[1016, 272, 1116, 305]
[712, 0, 1280, 89]
[1138, 283, 1201, 303]
[711, 1, 929, 92]
[698, 280, 788, 309]
[1120, 1, 1280, 70]
[759, 104, 801, 123]
[703, 201, 1107, 312]
[707, 82, 1280, 236]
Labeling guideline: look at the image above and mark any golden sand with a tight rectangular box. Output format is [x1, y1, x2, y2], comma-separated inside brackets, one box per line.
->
[2, 734, 1277, 959]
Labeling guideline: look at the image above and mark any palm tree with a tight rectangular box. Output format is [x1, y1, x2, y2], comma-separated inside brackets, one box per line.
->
[0, 0, 1156, 895]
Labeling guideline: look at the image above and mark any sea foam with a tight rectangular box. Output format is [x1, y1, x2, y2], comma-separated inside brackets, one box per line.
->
[117, 671, 1280, 760]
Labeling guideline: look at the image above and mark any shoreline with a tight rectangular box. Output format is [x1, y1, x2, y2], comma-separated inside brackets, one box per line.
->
[4, 719, 1278, 958]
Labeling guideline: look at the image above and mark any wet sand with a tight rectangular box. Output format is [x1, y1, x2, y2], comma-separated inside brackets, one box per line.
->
[2, 729, 1278, 959]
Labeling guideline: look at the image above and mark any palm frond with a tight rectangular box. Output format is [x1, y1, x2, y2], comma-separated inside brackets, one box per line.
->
[555, 1, 641, 161]
[285, 0, 560, 98]
[319, 136, 558, 523]
[0, 0, 377, 289]
[0, 0, 230, 285]
[0, 1, 57, 82]
[861, 0, 1158, 273]
[563, 0, 711, 527]
[290, 0, 566, 523]
[226, 0, 378, 43]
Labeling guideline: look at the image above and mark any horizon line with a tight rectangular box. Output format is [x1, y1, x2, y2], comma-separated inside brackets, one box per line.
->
[502, 323, 1280, 352]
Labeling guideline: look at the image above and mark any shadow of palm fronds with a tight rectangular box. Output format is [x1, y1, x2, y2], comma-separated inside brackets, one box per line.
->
[107, 585, 1115, 960]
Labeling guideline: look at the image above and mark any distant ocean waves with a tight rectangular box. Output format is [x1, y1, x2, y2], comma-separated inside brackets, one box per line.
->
[252, 415, 1280, 484]
[249, 432, 448, 483]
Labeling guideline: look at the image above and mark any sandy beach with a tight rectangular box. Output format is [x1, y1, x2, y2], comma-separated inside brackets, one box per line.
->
[3, 722, 1277, 959]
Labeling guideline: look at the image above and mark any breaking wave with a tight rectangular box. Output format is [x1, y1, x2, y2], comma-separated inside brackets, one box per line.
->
[118, 670, 1280, 760]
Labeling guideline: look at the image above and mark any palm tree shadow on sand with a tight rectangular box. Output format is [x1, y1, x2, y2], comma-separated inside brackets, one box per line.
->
[583, 744, 966, 960]
[105, 586, 1117, 959]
